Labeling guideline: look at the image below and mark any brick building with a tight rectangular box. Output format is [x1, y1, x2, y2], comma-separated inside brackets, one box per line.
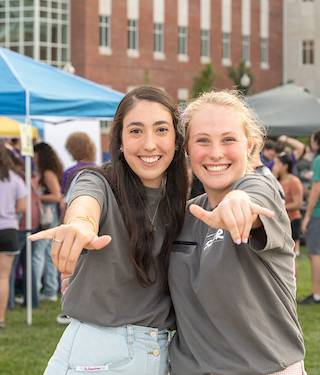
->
[71, 0, 283, 102]
[284, 0, 320, 98]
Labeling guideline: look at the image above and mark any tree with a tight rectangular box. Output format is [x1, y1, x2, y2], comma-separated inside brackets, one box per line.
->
[191, 64, 215, 98]
[227, 60, 254, 95]
[143, 68, 151, 85]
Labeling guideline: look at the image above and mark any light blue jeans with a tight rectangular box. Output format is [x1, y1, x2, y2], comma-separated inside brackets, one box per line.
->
[33, 203, 60, 299]
[44, 319, 174, 375]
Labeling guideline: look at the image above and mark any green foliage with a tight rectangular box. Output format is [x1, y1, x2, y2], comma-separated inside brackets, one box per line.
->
[191, 64, 215, 98]
[0, 301, 64, 375]
[0, 251, 319, 374]
[227, 60, 254, 95]
[296, 250, 320, 375]
[143, 68, 151, 85]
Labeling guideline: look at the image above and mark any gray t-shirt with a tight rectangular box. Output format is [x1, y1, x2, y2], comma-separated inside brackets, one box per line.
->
[62, 171, 175, 330]
[169, 174, 305, 375]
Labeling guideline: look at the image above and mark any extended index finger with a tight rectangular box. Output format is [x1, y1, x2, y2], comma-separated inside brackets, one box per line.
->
[28, 228, 56, 241]
[189, 204, 218, 228]
[250, 204, 274, 218]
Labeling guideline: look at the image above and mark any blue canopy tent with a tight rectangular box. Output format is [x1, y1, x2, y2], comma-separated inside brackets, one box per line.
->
[0, 47, 123, 118]
[0, 47, 124, 325]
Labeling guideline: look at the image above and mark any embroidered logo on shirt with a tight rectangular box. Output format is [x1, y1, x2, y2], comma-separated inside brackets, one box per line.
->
[203, 229, 224, 251]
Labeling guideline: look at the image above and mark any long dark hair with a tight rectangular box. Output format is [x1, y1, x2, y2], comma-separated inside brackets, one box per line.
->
[278, 152, 293, 174]
[0, 140, 18, 181]
[101, 86, 188, 290]
[312, 130, 320, 156]
[34, 142, 64, 186]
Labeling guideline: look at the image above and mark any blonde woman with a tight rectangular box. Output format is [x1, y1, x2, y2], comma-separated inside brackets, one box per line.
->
[169, 90, 306, 375]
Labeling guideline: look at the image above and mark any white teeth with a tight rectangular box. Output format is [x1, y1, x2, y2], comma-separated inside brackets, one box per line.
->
[206, 165, 229, 172]
[140, 156, 160, 163]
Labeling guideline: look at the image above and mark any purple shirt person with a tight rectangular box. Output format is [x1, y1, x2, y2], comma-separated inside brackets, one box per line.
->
[61, 132, 97, 195]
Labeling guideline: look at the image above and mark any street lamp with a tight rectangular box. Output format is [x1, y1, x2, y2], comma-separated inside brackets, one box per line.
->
[63, 62, 75, 74]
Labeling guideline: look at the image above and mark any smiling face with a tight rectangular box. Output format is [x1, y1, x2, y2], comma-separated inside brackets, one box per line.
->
[121, 100, 176, 188]
[187, 104, 253, 204]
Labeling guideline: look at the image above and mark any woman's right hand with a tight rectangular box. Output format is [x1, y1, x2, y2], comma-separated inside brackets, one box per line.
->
[28, 222, 112, 274]
[189, 190, 274, 244]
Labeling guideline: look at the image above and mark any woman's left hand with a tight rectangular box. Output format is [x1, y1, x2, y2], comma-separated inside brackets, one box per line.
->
[189, 190, 274, 244]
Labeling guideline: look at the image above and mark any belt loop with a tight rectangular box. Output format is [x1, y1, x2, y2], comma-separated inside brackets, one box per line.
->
[167, 329, 176, 345]
[126, 325, 134, 345]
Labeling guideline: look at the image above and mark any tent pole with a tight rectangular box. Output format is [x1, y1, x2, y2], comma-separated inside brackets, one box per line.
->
[25, 86, 32, 326]
[25, 154, 32, 325]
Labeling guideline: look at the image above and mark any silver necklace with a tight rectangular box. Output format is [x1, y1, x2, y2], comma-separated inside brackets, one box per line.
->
[147, 199, 161, 230]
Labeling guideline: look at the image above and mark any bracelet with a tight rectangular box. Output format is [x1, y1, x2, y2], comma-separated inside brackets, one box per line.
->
[67, 216, 97, 234]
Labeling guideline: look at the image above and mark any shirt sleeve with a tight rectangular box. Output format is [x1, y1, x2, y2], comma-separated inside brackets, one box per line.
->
[68, 170, 109, 222]
[233, 175, 293, 253]
[14, 172, 27, 200]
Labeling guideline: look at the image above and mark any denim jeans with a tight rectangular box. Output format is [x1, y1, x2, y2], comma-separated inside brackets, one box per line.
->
[44, 320, 173, 375]
[33, 203, 60, 299]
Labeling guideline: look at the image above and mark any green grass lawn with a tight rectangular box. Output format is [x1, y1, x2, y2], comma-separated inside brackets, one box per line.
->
[0, 252, 319, 375]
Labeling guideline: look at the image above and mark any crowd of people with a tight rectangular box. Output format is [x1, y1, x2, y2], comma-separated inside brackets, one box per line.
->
[259, 132, 320, 304]
[0, 86, 319, 374]
[0, 132, 97, 325]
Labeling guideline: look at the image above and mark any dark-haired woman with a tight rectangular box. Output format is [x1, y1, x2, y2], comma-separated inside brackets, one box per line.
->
[0, 141, 27, 327]
[300, 130, 320, 304]
[29, 86, 189, 375]
[33, 142, 63, 303]
[273, 153, 303, 257]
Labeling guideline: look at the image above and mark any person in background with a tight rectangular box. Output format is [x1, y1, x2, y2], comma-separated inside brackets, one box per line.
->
[260, 139, 276, 170]
[61, 132, 97, 195]
[0, 140, 27, 328]
[277, 135, 306, 170]
[169, 90, 305, 375]
[273, 153, 303, 256]
[300, 130, 320, 304]
[29, 86, 188, 375]
[33, 142, 63, 303]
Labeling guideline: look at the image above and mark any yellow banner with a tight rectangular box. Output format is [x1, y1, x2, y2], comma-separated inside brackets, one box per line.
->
[20, 123, 34, 157]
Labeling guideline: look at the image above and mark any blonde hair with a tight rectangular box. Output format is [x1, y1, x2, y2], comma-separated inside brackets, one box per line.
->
[181, 90, 265, 172]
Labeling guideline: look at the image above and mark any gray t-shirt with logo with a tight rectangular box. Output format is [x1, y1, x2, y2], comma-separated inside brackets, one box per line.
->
[62, 171, 175, 330]
[169, 174, 305, 375]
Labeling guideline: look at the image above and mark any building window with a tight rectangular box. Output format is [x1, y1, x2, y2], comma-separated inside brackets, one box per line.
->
[302, 40, 314, 64]
[260, 37, 268, 65]
[200, 29, 210, 58]
[128, 19, 138, 51]
[178, 26, 187, 55]
[99, 15, 111, 48]
[222, 32, 231, 60]
[153, 22, 163, 53]
[242, 35, 250, 62]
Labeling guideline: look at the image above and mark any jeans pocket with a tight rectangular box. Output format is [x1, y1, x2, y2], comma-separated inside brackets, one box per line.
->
[67, 323, 134, 373]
